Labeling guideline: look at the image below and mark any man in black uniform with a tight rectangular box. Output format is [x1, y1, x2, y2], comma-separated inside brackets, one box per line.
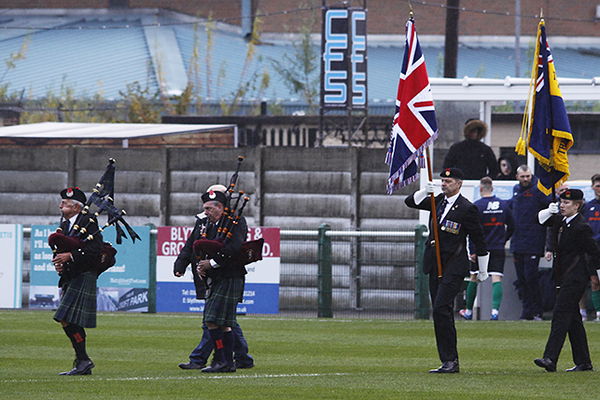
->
[405, 168, 489, 373]
[52, 187, 103, 376]
[193, 189, 248, 373]
[535, 189, 600, 372]
[175, 185, 254, 370]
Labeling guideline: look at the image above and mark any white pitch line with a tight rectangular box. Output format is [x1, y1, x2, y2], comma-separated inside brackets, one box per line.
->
[0, 372, 352, 384]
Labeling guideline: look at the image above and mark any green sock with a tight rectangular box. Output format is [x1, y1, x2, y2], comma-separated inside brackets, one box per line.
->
[465, 281, 478, 310]
[592, 290, 600, 312]
[492, 281, 503, 310]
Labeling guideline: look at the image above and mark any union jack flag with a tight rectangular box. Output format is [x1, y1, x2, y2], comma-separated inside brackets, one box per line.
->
[385, 18, 438, 194]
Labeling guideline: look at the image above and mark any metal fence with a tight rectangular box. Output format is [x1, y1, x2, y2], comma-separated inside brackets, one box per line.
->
[279, 226, 429, 319]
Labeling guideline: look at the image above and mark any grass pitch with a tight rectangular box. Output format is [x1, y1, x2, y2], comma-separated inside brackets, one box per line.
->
[1, 310, 599, 400]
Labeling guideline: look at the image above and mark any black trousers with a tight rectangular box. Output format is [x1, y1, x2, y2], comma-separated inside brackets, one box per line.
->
[543, 280, 591, 366]
[429, 272, 464, 363]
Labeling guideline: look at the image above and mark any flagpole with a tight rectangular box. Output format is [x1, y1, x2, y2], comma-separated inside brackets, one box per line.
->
[425, 147, 443, 278]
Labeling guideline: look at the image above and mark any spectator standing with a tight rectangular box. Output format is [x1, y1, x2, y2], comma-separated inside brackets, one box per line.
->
[509, 165, 550, 320]
[442, 119, 498, 180]
[496, 157, 516, 180]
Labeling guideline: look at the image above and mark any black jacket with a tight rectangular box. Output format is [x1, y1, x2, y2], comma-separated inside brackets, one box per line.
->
[542, 213, 600, 286]
[442, 139, 498, 180]
[406, 192, 487, 276]
[58, 213, 103, 287]
[173, 214, 248, 299]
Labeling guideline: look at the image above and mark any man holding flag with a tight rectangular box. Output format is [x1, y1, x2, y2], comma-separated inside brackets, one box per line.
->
[386, 15, 488, 374]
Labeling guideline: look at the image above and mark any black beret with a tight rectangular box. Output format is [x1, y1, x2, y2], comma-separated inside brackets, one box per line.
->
[440, 168, 465, 180]
[60, 187, 86, 204]
[560, 188, 583, 201]
[201, 190, 227, 205]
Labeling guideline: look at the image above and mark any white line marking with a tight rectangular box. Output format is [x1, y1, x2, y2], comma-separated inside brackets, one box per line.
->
[0, 372, 352, 384]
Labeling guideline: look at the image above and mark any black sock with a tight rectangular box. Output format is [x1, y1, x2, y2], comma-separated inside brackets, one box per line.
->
[63, 324, 89, 361]
[208, 329, 225, 365]
[223, 330, 234, 367]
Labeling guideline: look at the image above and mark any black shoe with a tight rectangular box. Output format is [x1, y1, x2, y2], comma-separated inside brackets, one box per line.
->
[201, 361, 236, 373]
[534, 358, 556, 372]
[566, 363, 593, 372]
[178, 361, 206, 370]
[235, 355, 255, 369]
[235, 361, 255, 369]
[429, 360, 459, 373]
[59, 359, 94, 376]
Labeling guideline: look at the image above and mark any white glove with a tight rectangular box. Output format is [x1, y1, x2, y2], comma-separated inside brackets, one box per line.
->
[413, 181, 436, 204]
[425, 181, 435, 194]
[538, 202, 559, 224]
[477, 253, 489, 282]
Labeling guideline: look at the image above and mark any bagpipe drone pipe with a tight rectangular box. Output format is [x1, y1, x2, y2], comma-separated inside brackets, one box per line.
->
[48, 158, 141, 276]
[192, 156, 264, 271]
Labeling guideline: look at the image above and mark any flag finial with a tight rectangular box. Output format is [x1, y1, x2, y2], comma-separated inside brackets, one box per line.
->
[540, 8, 544, 20]
[409, 1, 414, 19]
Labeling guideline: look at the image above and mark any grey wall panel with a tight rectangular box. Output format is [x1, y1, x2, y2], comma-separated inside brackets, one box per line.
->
[75, 148, 164, 171]
[76, 170, 161, 193]
[360, 171, 419, 195]
[263, 171, 350, 194]
[0, 171, 67, 192]
[263, 193, 350, 217]
[168, 148, 256, 171]
[0, 148, 69, 170]
[263, 147, 350, 171]
[170, 171, 255, 193]
[360, 195, 418, 219]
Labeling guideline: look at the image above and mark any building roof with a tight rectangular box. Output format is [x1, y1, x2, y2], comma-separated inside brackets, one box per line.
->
[0, 121, 234, 138]
[0, 8, 599, 104]
[0, 121, 236, 147]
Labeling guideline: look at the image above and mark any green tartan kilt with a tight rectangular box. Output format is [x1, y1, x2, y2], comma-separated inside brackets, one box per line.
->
[53, 271, 97, 328]
[203, 277, 244, 327]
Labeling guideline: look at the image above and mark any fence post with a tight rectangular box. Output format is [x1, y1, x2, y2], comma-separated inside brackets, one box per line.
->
[147, 224, 157, 313]
[317, 223, 333, 318]
[414, 224, 430, 319]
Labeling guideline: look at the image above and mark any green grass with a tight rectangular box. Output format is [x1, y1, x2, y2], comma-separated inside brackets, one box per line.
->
[1, 310, 600, 399]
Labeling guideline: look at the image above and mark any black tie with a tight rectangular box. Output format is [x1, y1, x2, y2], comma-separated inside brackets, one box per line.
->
[558, 219, 567, 243]
[437, 198, 448, 222]
[61, 219, 70, 234]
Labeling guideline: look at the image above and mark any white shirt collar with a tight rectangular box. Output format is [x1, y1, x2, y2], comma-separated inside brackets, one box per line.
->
[564, 213, 578, 224]
[444, 192, 460, 204]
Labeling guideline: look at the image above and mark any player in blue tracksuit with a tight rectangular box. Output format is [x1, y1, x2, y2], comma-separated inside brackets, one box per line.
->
[509, 166, 550, 320]
[583, 173, 600, 320]
[460, 177, 514, 320]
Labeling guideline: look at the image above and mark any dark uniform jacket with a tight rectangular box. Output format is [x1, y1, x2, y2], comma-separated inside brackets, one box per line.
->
[405, 193, 487, 276]
[173, 214, 248, 299]
[58, 213, 103, 288]
[542, 213, 600, 286]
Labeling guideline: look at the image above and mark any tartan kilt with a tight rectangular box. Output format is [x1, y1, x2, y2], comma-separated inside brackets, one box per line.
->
[53, 271, 97, 328]
[203, 277, 244, 327]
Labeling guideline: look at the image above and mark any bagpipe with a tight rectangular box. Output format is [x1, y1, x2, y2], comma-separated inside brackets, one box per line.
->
[48, 158, 141, 276]
[192, 156, 264, 270]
